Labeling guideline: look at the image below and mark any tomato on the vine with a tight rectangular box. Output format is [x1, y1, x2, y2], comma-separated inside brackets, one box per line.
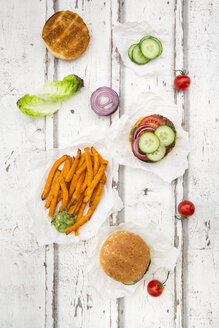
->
[174, 70, 191, 91]
[147, 272, 170, 297]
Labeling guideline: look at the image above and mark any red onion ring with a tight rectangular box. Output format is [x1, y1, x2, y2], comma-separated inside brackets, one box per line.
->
[132, 137, 149, 161]
[133, 124, 156, 140]
[90, 87, 119, 116]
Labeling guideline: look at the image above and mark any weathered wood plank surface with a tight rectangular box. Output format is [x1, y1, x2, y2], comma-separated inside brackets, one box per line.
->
[0, 0, 219, 327]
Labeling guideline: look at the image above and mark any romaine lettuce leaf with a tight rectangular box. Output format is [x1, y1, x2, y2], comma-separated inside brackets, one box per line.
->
[16, 94, 61, 117]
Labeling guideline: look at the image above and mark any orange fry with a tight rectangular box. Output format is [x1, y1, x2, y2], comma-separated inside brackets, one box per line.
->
[61, 156, 72, 179]
[76, 161, 86, 176]
[75, 202, 87, 236]
[65, 149, 81, 182]
[84, 147, 93, 185]
[73, 171, 86, 201]
[59, 176, 68, 212]
[69, 174, 78, 198]
[45, 170, 61, 208]
[89, 173, 106, 207]
[57, 191, 63, 203]
[83, 163, 107, 203]
[80, 171, 88, 193]
[41, 155, 67, 200]
[48, 177, 61, 218]
[66, 208, 93, 235]
[91, 147, 100, 176]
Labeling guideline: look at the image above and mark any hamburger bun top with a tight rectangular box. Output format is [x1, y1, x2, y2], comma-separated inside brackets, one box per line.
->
[42, 11, 90, 60]
[99, 231, 151, 283]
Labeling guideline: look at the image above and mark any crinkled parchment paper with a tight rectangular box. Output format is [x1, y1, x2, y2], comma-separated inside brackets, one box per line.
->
[87, 222, 179, 299]
[27, 127, 123, 245]
[108, 92, 190, 183]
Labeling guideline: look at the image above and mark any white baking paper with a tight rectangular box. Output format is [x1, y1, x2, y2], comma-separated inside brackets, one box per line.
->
[87, 221, 179, 299]
[27, 126, 123, 245]
[107, 92, 190, 182]
[114, 21, 171, 76]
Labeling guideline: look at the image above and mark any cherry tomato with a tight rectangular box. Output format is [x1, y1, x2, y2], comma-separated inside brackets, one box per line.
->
[147, 272, 170, 297]
[178, 200, 195, 218]
[174, 70, 191, 91]
[147, 280, 164, 297]
[139, 115, 165, 128]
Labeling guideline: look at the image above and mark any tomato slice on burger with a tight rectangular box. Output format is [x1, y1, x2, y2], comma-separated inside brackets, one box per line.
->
[139, 115, 165, 128]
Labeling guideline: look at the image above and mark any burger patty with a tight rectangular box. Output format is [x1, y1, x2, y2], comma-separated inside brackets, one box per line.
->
[130, 114, 176, 163]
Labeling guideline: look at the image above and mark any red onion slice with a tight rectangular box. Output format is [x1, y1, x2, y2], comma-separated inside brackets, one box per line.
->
[133, 124, 156, 140]
[132, 138, 149, 161]
[90, 87, 119, 116]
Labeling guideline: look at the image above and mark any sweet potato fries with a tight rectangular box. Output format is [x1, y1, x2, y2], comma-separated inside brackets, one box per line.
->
[41, 147, 107, 235]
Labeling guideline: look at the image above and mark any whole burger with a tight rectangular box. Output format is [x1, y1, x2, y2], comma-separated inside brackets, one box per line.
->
[99, 231, 151, 285]
[129, 114, 176, 162]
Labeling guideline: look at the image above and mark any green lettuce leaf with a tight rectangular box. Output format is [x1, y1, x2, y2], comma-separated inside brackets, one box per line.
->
[16, 94, 61, 117]
[38, 74, 83, 101]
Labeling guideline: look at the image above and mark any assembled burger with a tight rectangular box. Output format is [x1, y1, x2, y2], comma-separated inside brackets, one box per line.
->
[99, 231, 151, 285]
[129, 114, 176, 162]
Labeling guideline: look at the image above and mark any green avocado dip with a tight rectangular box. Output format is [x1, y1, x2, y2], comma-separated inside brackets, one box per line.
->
[51, 211, 76, 233]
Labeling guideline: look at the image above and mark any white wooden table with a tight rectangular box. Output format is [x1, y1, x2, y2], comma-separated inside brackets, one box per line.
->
[1, 1, 219, 327]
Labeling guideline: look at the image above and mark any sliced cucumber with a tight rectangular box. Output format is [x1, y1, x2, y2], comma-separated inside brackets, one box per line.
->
[128, 43, 138, 61]
[132, 45, 149, 65]
[155, 125, 175, 146]
[123, 281, 136, 286]
[140, 36, 163, 56]
[140, 37, 161, 59]
[138, 132, 160, 154]
[146, 145, 166, 162]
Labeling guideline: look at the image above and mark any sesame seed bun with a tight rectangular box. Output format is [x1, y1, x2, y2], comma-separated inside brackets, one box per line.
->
[99, 231, 151, 283]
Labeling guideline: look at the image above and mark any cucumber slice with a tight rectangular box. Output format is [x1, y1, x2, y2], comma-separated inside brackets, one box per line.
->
[140, 37, 161, 59]
[123, 281, 136, 286]
[154, 125, 175, 146]
[128, 44, 138, 61]
[138, 132, 160, 154]
[132, 45, 150, 65]
[146, 145, 166, 162]
[140, 36, 163, 56]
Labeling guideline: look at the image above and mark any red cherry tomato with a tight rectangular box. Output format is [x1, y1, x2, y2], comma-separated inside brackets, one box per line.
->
[147, 272, 170, 297]
[178, 200, 195, 217]
[139, 115, 165, 128]
[147, 280, 164, 297]
[174, 70, 191, 91]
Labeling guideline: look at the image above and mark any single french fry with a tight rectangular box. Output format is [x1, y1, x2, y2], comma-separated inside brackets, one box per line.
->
[73, 171, 86, 201]
[65, 149, 81, 182]
[91, 147, 100, 176]
[44, 170, 61, 208]
[57, 191, 63, 203]
[75, 202, 87, 236]
[48, 177, 61, 218]
[89, 173, 106, 207]
[61, 156, 72, 179]
[69, 205, 75, 214]
[68, 174, 78, 198]
[83, 163, 107, 203]
[76, 161, 86, 176]
[66, 208, 93, 235]
[59, 176, 68, 212]
[80, 170, 88, 193]
[84, 147, 93, 185]
[41, 155, 67, 200]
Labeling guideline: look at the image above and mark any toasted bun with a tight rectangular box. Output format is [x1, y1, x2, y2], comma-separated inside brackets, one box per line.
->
[99, 231, 151, 283]
[129, 114, 176, 162]
[42, 11, 90, 60]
